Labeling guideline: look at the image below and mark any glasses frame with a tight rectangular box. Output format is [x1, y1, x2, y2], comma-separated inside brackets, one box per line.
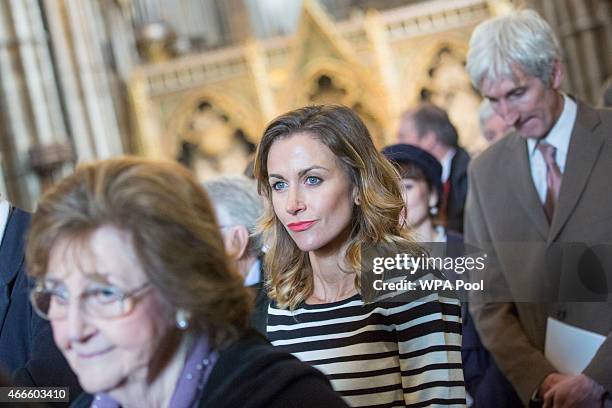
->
[30, 280, 153, 321]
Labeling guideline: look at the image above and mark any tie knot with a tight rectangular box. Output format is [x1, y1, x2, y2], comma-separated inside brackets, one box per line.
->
[537, 142, 557, 166]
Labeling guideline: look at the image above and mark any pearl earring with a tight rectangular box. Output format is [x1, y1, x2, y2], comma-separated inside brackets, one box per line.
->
[176, 309, 190, 330]
[429, 206, 438, 216]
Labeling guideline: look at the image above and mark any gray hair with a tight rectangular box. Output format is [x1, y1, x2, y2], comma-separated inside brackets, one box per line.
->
[466, 9, 561, 89]
[203, 176, 264, 256]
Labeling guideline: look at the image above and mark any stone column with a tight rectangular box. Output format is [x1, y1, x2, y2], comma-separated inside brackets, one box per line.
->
[0, 0, 74, 208]
[41, 0, 127, 161]
[528, 0, 612, 104]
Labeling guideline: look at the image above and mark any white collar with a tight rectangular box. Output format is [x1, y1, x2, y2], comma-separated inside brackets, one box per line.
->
[440, 148, 456, 183]
[434, 225, 447, 243]
[244, 258, 262, 287]
[0, 199, 10, 245]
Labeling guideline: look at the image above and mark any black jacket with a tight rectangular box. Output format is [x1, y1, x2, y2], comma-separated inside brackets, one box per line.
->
[248, 280, 268, 336]
[447, 147, 470, 233]
[71, 331, 348, 408]
[0, 206, 80, 405]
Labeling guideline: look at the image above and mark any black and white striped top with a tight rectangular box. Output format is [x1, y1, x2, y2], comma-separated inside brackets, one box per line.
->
[267, 293, 466, 407]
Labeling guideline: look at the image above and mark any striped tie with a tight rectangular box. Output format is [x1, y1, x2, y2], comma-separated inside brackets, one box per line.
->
[537, 142, 562, 223]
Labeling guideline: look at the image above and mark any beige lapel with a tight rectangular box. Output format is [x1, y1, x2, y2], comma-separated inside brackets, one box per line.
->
[505, 134, 550, 239]
[548, 102, 604, 243]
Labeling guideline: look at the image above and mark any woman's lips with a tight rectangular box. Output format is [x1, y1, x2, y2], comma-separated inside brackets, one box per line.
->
[287, 221, 316, 232]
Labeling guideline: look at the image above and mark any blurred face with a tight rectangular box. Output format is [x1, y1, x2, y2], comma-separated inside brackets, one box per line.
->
[47, 225, 173, 394]
[401, 178, 436, 228]
[397, 116, 437, 154]
[397, 117, 420, 145]
[267, 132, 357, 255]
[482, 113, 512, 143]
[480, 63, 563, 139]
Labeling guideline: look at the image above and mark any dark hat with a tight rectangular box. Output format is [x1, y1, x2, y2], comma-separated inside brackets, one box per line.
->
[381, 143, 443, 204]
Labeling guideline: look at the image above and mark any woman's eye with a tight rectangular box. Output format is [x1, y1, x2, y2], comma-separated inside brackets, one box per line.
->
[272, 181, 287, 191]
[305, 176, 321, 185]
[89, 287, 121, 304]
[51, 290, 69, 305]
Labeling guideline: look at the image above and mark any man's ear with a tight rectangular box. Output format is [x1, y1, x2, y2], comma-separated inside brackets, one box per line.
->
[223, 225, 250, 261]
[551, 59, 564, 89]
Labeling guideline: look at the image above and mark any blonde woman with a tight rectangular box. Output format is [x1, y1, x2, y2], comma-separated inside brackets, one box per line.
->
[255, 105, 466, 407]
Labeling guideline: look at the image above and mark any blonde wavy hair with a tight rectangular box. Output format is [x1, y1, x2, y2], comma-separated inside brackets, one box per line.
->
[254, 105, 417, 310]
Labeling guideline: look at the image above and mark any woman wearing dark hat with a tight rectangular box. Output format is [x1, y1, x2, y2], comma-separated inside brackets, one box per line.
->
[381, 144, 447, 243]
[383, 144, 522, 408]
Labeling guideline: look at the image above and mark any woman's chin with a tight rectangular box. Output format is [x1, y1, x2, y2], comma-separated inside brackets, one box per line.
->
[78, 373, 121, 395]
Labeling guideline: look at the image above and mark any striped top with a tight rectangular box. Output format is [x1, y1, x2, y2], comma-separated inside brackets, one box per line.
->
[267, 293, 466, 407]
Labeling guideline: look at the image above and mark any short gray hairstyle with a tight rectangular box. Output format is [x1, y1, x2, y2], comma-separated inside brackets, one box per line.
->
[203, 176, 264, 256]
[466, 9, 561, 89]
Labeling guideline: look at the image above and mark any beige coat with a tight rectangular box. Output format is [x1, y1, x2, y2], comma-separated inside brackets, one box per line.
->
[465, 100, 612, 405]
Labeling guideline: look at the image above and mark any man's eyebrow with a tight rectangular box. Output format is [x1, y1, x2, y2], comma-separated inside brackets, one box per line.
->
[506, 86, 526, 97]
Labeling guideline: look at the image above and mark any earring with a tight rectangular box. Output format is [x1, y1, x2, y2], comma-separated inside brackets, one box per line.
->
[429, 206, 438, 216]
[175, 309, 190, 330]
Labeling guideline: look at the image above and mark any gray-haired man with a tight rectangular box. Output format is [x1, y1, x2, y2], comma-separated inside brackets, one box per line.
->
[203, 176, 267, 335]
[465, 9, 612, 407]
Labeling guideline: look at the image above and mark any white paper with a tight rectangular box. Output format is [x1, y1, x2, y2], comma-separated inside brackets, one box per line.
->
[545, 317, 606, 374]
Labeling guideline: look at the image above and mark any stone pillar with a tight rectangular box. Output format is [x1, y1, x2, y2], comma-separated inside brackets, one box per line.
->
[41, 0, 127, 162]
[528, 0, 612, 104]
[0, 0, 73, 208]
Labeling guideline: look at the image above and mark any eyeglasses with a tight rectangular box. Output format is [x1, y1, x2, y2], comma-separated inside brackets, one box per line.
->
[30, 280, 152, 321]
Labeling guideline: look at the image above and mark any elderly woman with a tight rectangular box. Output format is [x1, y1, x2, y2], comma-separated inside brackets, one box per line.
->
[255, 105, 466, 407]
[26, 157, 348, 408]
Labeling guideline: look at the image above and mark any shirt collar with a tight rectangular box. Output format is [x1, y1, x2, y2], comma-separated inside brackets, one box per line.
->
[244, 258, 261, 287]
[527, 94, 577, 158]
[440, 148, 456, 183]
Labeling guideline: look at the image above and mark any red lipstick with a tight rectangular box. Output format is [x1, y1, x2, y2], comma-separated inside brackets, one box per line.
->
[287, 221, 316, 232]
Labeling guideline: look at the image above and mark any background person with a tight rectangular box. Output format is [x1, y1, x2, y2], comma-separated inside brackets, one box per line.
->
[0, 196, 79, 405]
[203, 175, 268, 335]
[382, 143, 522, 407]
[26, 157, 349, 408]
[256, 105, 466, 407]
[478, 99, 513, 145]
[465, 9, 612, 407]
[397, 103, 469, 233]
